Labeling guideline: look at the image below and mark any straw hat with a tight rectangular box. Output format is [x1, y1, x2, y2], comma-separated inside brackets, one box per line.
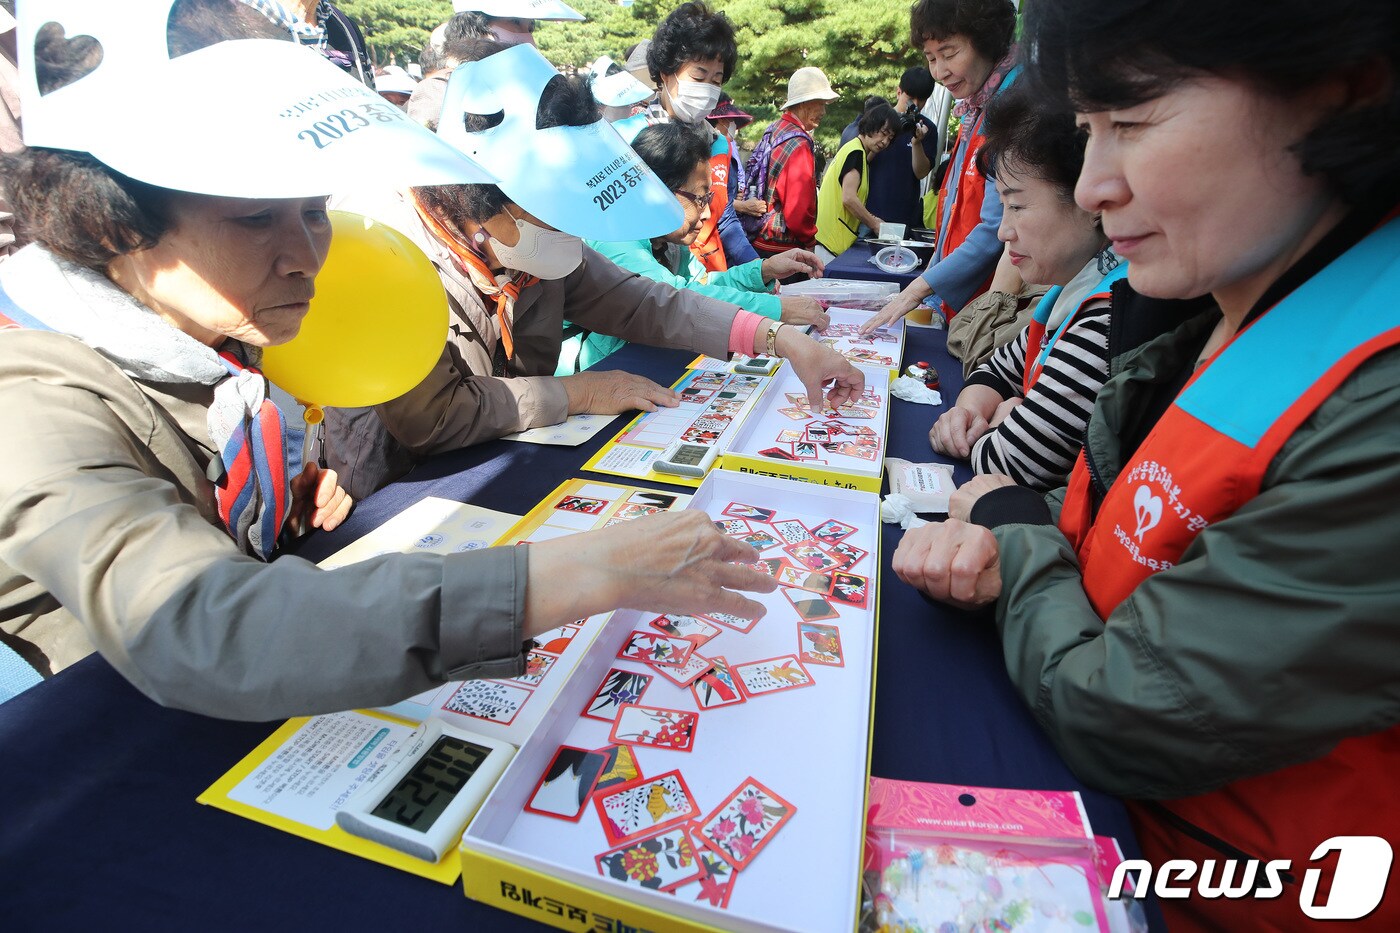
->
[781, 66, 839, 110]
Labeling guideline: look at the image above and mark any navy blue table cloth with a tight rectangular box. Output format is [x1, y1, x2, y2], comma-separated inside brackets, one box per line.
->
[823, 240, 921, 288]
[0, 327, 1157, 930]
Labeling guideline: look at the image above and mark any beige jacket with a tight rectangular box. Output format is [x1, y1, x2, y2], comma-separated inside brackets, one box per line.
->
[325, 188, 741, 498]
[0, 318, 528, 720]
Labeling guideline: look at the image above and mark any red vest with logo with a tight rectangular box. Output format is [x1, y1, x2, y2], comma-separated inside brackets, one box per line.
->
[1059, 219, 1400, 928]
[689, 136, 731, 273]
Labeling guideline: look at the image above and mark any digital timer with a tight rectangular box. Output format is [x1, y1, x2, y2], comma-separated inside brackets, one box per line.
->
[335, 719, 514, 862]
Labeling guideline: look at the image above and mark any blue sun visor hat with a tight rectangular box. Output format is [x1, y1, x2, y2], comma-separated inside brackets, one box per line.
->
[17, 1, 495, 199]
[436, 44, 684, 240]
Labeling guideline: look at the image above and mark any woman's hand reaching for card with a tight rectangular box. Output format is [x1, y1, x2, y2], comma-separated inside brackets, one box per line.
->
[892, 519, 1002, 610]
[523, 511, 778, 636]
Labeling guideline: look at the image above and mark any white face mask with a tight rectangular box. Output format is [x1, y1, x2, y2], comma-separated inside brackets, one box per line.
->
[668, 79, 722, 125]
[488, 209, 584, 280]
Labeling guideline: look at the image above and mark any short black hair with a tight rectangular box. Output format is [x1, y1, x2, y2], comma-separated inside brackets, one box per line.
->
[862, 95, 889, 113]
[975, 83, 1084, 201]
[631, 122, 712, 191]
[858, 103, 903, 138]
[2, 0, 284, 271]
[899, 66, 936, 101]
[647, 2, 738, 84]
[419, 40, 602, 225]
[909, 0, 1017, 64]
[1024, 0, 1400, 205]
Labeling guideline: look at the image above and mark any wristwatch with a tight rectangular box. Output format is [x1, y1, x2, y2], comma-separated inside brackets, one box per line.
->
[765, 321, 785, 357]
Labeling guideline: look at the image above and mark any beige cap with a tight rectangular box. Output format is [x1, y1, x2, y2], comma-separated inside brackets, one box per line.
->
[782, 66, 839, 110]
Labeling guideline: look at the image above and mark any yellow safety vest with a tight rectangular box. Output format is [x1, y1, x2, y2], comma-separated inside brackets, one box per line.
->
[816, 135, 869, 255]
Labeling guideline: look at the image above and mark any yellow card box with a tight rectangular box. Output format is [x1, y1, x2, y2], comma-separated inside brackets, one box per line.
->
[460, 471, 882, 932]
[720, 362, 892, 494]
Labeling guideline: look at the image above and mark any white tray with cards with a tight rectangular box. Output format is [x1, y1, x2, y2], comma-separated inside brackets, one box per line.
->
[460, 471, 881, 932]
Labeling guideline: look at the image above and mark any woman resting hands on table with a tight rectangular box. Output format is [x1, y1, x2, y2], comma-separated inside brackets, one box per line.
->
[328, 39, 861, 498]
[898, 0, 1400, 928]
[0, 0, 779, 720]
[928, 83, 1122, 497]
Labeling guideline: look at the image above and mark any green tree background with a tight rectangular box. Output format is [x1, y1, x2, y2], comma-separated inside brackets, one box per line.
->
[336, 0, 924, 157]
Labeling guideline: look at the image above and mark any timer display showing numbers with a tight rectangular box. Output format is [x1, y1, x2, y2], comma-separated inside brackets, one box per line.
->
[336, 720, 514, 862]
[654, 441, 719, 478]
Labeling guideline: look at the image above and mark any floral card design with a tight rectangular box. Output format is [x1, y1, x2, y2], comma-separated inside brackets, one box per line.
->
[608, 704, 699, 751]
[595, 825, 704, 892]
[581, 668, 654, 723]
[593, 769, 699, 846]
[695, 778, 796, 871]
[617, 631, 696, 668]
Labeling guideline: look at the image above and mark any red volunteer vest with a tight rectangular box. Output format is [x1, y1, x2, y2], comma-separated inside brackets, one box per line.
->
[1059, 218, 1400, 928]
[1022, 264, 1127, 396]
[689, 139, 731, 273]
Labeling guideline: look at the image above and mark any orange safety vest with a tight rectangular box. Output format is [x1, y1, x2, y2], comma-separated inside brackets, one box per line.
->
[1059, 218, 1400, 928]
[1021, 263, 1127, 396]
[690, 135, 731, 273]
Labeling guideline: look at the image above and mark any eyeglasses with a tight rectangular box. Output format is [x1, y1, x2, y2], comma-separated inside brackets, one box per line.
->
[676, 189, 715, 210]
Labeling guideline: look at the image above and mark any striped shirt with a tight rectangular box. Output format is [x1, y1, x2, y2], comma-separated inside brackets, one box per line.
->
[965, 290, 1112, 492]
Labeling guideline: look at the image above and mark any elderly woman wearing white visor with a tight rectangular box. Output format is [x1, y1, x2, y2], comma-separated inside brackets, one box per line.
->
[0, 0, 779, 717]
[326, 41, 863, 500]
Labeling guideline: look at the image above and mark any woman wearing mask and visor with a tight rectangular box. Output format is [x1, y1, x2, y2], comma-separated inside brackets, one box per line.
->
[614, 3, 773, 277]
[325, 40, 863, 499]
[446, 0, 583, 48]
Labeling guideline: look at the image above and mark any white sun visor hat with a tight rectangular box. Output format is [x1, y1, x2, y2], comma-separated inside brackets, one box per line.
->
[437, 44, 683, 240]
[17, 1, 496, 199]
[588, 55, 652, 108]
[451, 0, 585, 21]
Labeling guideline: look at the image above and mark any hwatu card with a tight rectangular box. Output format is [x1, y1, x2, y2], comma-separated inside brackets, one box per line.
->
[556, 495, 609, 515]
[783, 543, 841, 573]
[502, 649, 556, 689]
[592, 744, 642, 792]
[649, 613, 722, 649]
[783, 588, 842, 622]
[440, 680, 532, 724]
[706, 610, 761, 634]
[677, 830, 738, 907]
[532, 623, 581, 656]
[810, 518, 858, 545]
[771, 519, 816, 546]
[740, 529, 782, 552]
[830, 571, 869, 609]
[827, 540, 869, 571]
[722, 502, 776, 522]
[593, 769, 699, 846]
[582, 668, 655, 722]
[608, 704, 700, 752]
[617, 631, 696, 668]
[798, 621, 845, 667]
[595, 825, 705, 892]
[690, 656, 746, 709]
[776, 565, 834, 594]
[733, 655, 815, 696]
[524, 745, 608, 821]
[712, 518, 752, 537]
[645, 651, 713, 689]
[695, 778, 797, 871]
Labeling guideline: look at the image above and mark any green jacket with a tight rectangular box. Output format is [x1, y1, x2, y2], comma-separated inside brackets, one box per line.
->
[990, 310, 1400, 800]
[558, 239, 780, 375]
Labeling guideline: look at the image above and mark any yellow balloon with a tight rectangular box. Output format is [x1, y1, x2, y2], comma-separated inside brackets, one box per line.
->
[262, 211, 447, 408]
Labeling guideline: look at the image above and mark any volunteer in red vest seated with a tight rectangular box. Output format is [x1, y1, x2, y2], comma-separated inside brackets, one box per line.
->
[614, 2, 758, 272]
[894, 0, 1400, 927]
[861, 0, 1018, 333]
[929, 84, 1123, 496]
